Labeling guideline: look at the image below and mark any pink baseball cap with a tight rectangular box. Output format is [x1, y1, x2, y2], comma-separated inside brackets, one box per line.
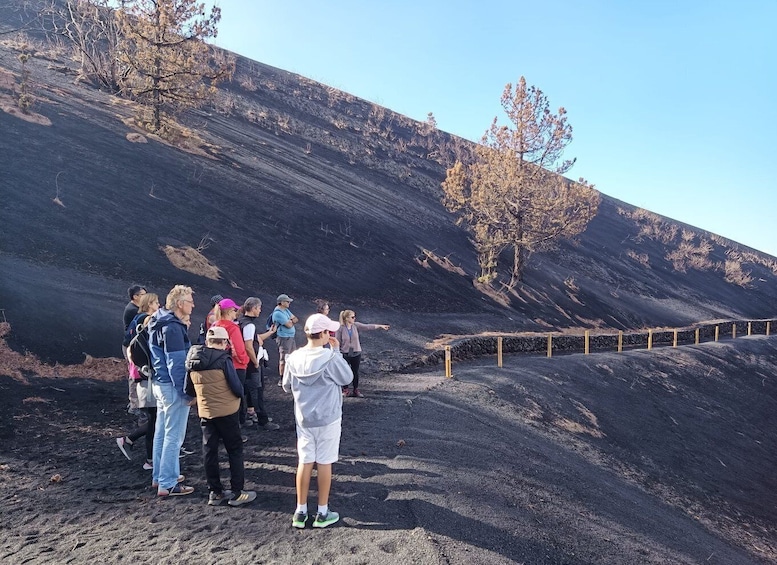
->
[218, 298, 240, 310]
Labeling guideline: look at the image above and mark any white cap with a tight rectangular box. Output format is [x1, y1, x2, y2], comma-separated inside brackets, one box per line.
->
[304, 313, 340, 335]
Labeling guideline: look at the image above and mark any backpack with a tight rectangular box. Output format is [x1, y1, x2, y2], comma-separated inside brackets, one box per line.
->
[122, 317, 137, 347]
[123, 311, 147, 347]
[266, 313, 277, 340]
[127, 322, 154, 380]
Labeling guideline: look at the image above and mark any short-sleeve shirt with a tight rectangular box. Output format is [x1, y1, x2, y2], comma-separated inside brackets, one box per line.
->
[272, 307, 295, 338]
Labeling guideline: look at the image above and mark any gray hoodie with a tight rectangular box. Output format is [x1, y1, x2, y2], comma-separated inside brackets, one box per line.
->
[282, 345, 354, 428]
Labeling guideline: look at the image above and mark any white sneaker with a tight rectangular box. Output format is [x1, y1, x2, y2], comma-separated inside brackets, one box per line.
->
[116, 437, 132, 460]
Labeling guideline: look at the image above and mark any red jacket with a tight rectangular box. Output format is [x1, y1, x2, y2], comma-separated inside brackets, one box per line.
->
[212, 320, 249, 370]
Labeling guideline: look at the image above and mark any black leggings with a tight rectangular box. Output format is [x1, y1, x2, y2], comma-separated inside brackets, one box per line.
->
[245, 367, 270, 425]
[236, 368, 247, 425]
[344, 354, 361, 390]
[127, 407, 157, 461]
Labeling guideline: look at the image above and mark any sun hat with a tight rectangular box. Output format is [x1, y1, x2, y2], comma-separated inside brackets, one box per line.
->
[304, 313, 340, 335]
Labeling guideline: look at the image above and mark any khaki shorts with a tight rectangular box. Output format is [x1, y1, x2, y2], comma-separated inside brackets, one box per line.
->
[296, 418, 341, 464]
[277, 336, 297, 361]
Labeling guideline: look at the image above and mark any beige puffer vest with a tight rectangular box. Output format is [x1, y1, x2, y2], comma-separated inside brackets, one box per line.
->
[188, 368, 240, 419]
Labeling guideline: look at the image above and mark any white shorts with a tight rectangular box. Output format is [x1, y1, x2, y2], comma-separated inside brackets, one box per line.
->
[296, 418, 341, 465]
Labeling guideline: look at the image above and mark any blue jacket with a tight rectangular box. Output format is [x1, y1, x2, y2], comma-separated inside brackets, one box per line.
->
[148, 308, 192, 399]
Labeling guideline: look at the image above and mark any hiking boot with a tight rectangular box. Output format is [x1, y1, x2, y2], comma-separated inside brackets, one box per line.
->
[207, 490, 233, 506]
[142, 460, 153, 471]
[261, 421, 280, 431]
[312, 510, 340, 528]
[227, 490, 257, 507]
[158, 484, 194, 497]
[291, 511, 308, 529]
[353, 389, 364, 398]
[116, 437, 133, 460]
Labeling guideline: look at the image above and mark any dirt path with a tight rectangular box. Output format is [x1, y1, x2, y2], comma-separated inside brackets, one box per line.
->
[2, 339, 777, 564]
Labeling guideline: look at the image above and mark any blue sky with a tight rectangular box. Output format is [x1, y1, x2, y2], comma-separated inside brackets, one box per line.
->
[213, 0, 776, 257]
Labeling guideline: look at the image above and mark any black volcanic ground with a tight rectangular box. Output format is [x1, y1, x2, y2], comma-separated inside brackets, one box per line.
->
[1, 5, 777, 563]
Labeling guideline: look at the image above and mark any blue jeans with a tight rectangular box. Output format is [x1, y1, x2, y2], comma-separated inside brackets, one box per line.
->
[151, 381, 190, 489]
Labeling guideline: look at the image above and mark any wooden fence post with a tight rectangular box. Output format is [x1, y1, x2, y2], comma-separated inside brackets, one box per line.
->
[695, 328, 700, 345]
[497, 337, 503, 368]
[547, 334, 552, 358]
[618, 331, 623, 353]
[673, 329, 678, 347]
[732, 323, 737, 339]
[768, 321, 771, 336]
[715, 326, 719, 342]
[647, 329, 653, 351]
[748, 322, 752, 336]
[444, 346, 452, 378]
[584, 330, 590, 355]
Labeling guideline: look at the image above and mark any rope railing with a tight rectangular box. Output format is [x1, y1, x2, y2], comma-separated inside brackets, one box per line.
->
[441, 318, 777, 378]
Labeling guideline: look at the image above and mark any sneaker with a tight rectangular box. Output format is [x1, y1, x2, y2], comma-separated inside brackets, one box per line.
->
[261, 421, 280, 431]
[248, 412, 259, 424]
[343, 389, 353, 397]
[241, 435, 248, 443]
[312, 510, 340, 528]
[207, 490, 233, 506]
[353, 389, 364, 398]
[142, 460, 153, 471]
[158, 484, 194, 497]
[277, 379, 283, 387]
[342, 386, 349, 396]
[292, 511, 308, 529]
[227, 490, 257, 506]
[116, 437, 132, 460]
[179, 446, 195, 457]
[244, 418, 254, 427]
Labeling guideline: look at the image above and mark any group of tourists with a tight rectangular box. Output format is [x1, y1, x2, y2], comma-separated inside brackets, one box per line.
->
[117, 284, 389, 527]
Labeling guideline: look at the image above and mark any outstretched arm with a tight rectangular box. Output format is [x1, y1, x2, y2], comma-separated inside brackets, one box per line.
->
[355, 322, 390, 331]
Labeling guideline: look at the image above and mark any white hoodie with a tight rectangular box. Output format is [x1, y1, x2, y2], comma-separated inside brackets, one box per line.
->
[282, 345, 354, 428]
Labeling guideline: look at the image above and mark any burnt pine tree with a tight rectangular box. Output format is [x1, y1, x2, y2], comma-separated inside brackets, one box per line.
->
[116, 0, 233, 134]
[442, 77, 599, 289]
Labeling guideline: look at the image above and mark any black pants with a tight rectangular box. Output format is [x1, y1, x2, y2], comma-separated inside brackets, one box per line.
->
[127, 407, 157, 462]
[236, 368, 247, 425]
[245, 367, 270, 425]
[344, 354, 361, 389]
[201, 411, 244, 493]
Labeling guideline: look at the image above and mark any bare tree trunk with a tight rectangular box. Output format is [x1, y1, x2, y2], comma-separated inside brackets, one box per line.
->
[508, 244, 526, 289]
